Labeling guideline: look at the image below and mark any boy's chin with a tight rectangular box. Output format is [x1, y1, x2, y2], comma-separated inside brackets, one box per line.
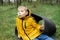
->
[18, 16, 22, 18]
[18, 16, 24, 19]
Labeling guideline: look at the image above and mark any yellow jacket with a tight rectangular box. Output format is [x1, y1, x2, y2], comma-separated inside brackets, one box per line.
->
[16, 10, 42, 40]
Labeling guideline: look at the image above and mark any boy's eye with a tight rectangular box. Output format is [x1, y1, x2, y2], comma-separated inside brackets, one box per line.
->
[21, 10, 24, 12]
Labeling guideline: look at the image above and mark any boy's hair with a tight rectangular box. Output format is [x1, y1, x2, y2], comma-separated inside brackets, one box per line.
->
[18, 6, 28, 11]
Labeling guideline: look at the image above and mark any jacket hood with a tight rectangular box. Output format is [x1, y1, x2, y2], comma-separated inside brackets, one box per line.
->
[27, 9, 32, 17]
[23, 9, 32, 19]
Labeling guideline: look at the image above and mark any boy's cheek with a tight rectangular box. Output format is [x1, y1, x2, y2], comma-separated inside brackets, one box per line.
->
[18, 14, 25, 18]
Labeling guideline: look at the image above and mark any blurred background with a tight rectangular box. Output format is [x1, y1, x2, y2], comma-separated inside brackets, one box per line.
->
[0, 0, 60, 40]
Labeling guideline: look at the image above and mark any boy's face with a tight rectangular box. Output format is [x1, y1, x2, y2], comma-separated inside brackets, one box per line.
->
[18, 7, 28, 18]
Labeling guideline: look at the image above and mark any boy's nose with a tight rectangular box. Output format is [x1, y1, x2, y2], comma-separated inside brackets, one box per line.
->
[19, 13, 21, 14]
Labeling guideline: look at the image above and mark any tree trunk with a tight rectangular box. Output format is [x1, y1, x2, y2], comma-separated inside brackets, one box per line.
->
[28, 0, 32, 3]
[0, 0, 3, 5]
[19, 0, 22, 5]
[8, 0, 10, 5]
[16, 0, 18, 8]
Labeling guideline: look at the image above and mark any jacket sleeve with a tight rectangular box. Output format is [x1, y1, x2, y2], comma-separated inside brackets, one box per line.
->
[16, 18, 21, 38]
[31, 18, 41, 30]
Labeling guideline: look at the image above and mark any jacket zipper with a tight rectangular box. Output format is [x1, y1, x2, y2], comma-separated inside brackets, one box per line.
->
[22, 20, 31, 40]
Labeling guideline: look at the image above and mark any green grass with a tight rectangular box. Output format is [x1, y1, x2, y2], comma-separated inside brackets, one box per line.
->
[0, 3, 60, 40]
[0, 5, 17, 40]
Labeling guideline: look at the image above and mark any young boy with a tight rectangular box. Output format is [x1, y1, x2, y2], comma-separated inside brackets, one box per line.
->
[16, 6, 54, 40]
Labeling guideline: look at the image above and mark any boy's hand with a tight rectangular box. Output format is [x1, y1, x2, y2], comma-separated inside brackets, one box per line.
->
[18, 37, 22, 40]
[40, 24, 45, 31]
